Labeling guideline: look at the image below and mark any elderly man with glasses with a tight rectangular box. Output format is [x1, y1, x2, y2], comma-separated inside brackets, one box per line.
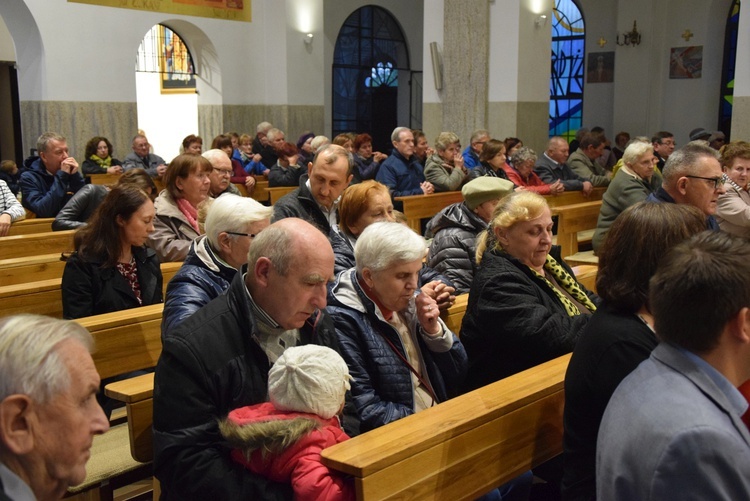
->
[203, 149, 242, 198]
[646, 141, 726, 230]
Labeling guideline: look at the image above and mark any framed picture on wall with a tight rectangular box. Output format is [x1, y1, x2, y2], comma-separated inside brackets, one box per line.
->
[670, 46, 703, 79]
[586, 52, 614, 83]
[158, 25, 197, 94]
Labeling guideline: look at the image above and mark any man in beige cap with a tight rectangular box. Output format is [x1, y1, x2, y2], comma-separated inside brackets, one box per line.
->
[426, 177, 515, 293]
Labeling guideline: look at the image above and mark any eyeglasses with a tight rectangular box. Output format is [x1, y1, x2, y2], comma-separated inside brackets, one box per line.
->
[685, 175, 725, 189]
[225, 231, 256, 238]
[660, 140, 676, 147]
[213, 167, 233, 176]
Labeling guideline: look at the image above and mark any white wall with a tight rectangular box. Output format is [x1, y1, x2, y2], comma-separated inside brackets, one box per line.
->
[0, 14, 14, 61]
[135, 72, 198, 162]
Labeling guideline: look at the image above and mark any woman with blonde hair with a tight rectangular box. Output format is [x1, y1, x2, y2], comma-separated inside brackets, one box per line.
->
[461, 191, 599, 391]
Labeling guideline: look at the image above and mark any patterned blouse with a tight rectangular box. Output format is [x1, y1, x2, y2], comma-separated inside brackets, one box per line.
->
[116, 258, 142, 305]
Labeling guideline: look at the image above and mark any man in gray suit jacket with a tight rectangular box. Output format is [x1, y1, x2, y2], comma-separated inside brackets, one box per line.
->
[597, 230, 750, 500]
[534, 136, 593, 195]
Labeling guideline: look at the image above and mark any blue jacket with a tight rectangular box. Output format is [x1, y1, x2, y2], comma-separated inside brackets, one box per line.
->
[327, 269, 467, 434]
[162, 236, 238, 334]
[646, 187, 720, 230]
[462, 146, 480, 169]
[375, 150, 425, 197]
[19, 157, 85, 217]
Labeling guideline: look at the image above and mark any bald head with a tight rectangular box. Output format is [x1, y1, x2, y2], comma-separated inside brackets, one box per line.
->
[547, 136, 570, 164]
[246, 218, 334, 329]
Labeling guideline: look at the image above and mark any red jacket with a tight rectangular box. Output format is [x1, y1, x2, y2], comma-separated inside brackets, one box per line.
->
[222, 402, 355, 501]
[503, 165, 552, 195]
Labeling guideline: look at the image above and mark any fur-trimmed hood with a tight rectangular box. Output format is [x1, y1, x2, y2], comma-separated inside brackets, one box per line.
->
[219, 402, 340, 458]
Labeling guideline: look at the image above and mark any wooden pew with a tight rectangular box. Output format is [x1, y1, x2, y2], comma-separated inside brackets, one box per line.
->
[88, 173, 122, 185]
[0, 253, 66, 286]
[0, 262, 182, 318]
[8, 217, 54, 235]
[544, 187, 605, 208]
[267, 185, 297, 204]
[395, 191, 464, 233]
[67, 303, 164, 500]
[551, 200, 602, 258]
[252, 178, 270, 203]
[321, 353, 571, 500]
[572, 264, 598, 293]
[440, 294, 468, 335]
[0, 230, 76, 260]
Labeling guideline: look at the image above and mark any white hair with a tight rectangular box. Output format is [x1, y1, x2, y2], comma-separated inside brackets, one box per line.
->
[256, 121, 273, 134]
[0, 315, 93, 404]
[204, 194, 273, 249]
[311, 135, 330, 151]
[266, 128, 284, 142]
[354, 221, 427, 274]
[202, 148, 229, 166]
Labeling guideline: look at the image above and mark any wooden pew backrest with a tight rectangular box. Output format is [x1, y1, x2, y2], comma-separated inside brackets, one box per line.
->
[9, 218, 54, 236]
[551, 200, 602, 257]
[322, 354, 571, 500]
[0, 262, 180, 318]
[268, 185, 297, 204]
[0, 230, 75, 260]
[395, 191, 464, 232]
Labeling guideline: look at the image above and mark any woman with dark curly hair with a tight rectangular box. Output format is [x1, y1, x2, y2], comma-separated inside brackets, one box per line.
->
[81, 136, 123, 175]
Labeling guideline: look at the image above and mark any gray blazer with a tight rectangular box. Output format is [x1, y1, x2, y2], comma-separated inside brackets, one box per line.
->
[597, 343, 750, 500]
[534, 154, 587, 191]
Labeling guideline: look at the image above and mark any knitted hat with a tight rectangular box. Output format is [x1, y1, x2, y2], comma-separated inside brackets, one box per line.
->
[461, 177, 515, 210]
[268, 345, 352, 419]
[689, 128, 712, 141]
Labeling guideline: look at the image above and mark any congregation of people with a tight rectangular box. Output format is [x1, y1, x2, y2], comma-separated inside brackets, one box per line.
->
[2, 118, 750, 501]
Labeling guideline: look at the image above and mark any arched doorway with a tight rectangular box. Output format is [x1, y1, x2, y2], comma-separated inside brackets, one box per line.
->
[549, 0, 585, 142]
[135, 24, 198, 161]
[332, 6, 411, 153]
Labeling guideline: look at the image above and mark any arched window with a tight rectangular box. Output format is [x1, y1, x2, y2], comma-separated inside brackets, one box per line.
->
[136, 24, 196, 93]
[549, 0, 584, 141]
[332, 6, 410, 152]
[719, 0, 740, 136]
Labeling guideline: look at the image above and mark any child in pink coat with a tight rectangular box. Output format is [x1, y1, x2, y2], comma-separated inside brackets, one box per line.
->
[220, 345, 355, 501]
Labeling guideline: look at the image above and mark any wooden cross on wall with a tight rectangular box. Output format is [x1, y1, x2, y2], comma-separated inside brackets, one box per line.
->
[682, 29, 694, 41]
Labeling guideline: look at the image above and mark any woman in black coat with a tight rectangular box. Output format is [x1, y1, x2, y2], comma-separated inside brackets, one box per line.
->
[460, 191, 599, 392]
[62, 184, 163, 319]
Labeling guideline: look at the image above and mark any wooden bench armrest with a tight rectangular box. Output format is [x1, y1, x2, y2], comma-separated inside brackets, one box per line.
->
[105, 373, 155, 403]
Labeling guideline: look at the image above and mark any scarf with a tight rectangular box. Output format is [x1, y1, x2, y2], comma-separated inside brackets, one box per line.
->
[527, 253, 598, 316]
[90, 154, 112, 170]
[176, 197, 200, 233]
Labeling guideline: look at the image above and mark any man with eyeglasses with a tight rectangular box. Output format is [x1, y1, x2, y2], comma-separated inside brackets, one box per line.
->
[646, 141, 726, 230]
[652, 131, 676, 173]
[462, 129, 490, 169]
[203, 149, 241, 198]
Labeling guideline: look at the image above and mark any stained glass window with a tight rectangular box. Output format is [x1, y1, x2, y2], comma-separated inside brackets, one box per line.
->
[719, 0, 740, 137]
[136, 24, 196, 92]
[332, 6, 409, 151]
[549, 0, 584, 141]
[366, 61, 398, 87]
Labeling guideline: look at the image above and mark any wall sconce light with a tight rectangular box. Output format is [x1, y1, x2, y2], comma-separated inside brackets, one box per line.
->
[304, 33, 314, 46]
[617, 21, 642, 46]
[535, 15, 548, 28]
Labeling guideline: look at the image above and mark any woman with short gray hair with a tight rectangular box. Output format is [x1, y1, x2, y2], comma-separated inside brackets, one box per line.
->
[424, 132, 471, 192]
[504, 147, 564, 195]
[327, 221, 467, 434]
[163, 194, 272, 332]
